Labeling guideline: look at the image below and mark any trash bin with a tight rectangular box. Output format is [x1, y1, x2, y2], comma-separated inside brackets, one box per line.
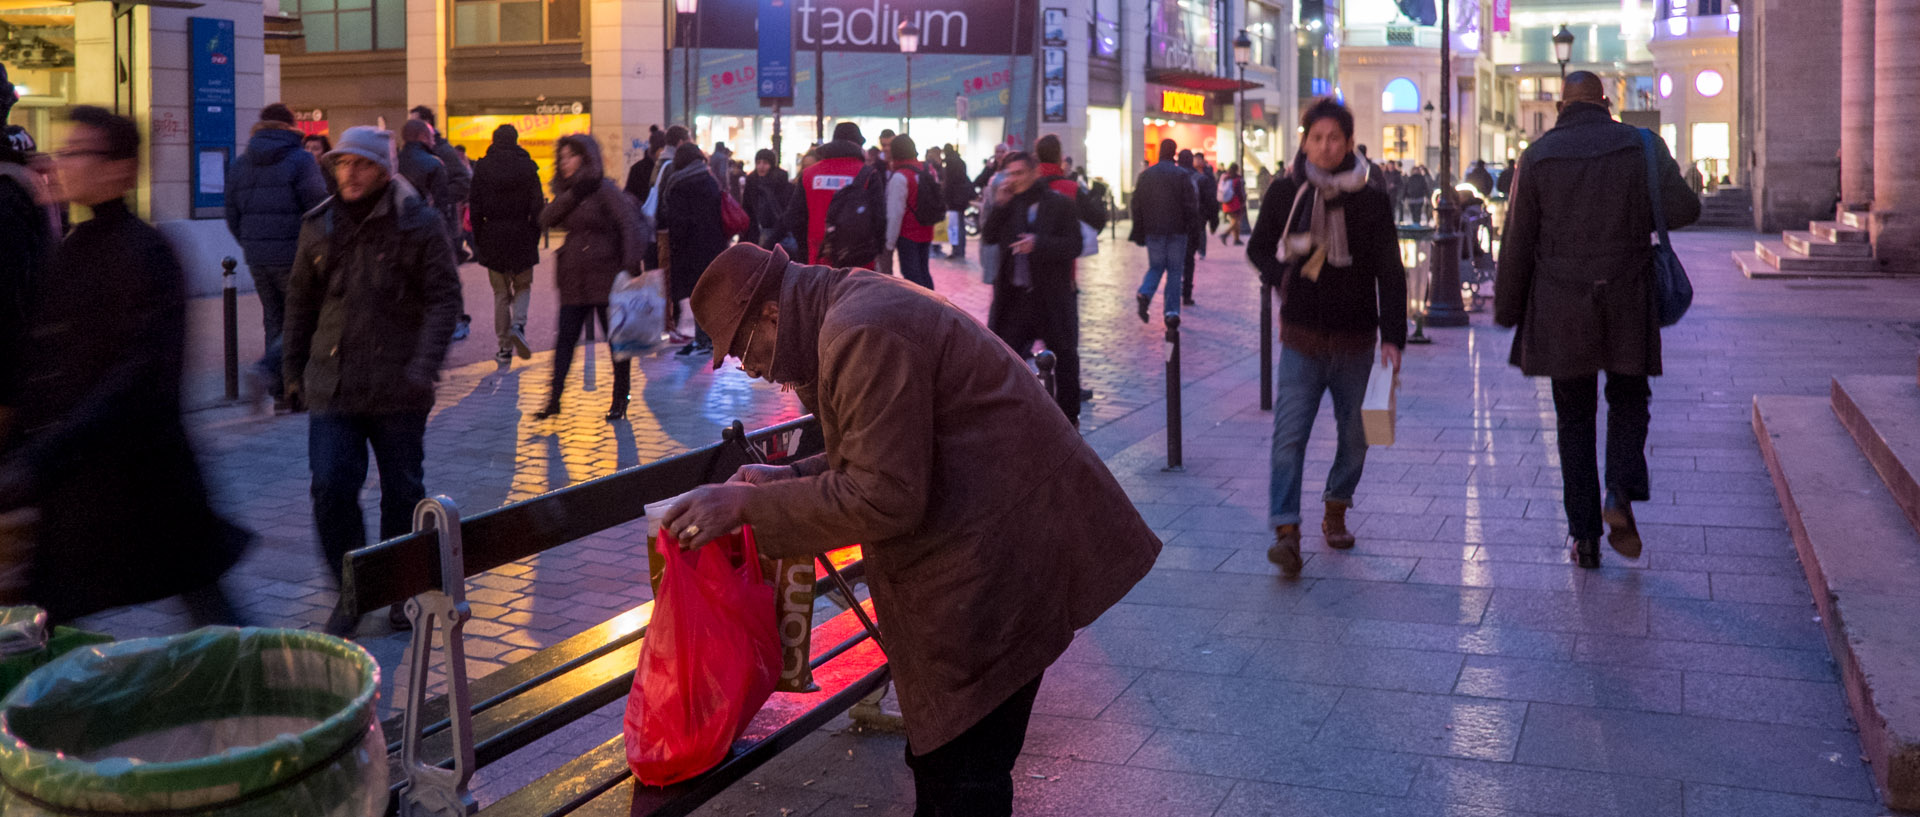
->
[0, 628, 386, 817]
[0, 607, 113, 700]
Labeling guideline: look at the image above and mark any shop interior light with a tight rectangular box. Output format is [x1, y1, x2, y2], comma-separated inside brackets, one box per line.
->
[675, 0, 697, 14]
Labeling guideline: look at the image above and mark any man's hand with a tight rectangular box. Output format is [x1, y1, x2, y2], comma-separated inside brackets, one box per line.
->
[728, 464, 798, 485]
[1381, 344, 1403, 374]
[659, 483, 755, 549]
[1011, 234, 1037, 255]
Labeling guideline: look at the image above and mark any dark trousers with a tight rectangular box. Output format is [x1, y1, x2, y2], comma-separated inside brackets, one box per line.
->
[551, 304, 632, 406]
[1551, 373, 1651, 540]
[905, 672, 1044, 817]
[896, 239, 935, 290]
[993, 290, 1082, 423]
[309, 411, 428, 583]
[1181, 240, 1199, 302]
[250, 264, 291, 398]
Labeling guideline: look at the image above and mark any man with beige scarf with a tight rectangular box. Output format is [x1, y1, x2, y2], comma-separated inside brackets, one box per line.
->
[1246, 97, 1407, 577]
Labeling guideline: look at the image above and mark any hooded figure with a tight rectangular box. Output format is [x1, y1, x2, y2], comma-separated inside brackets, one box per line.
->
[665, 242, 1160, 815]
[659, 142, 730, 354]
[535, 132, 646, 419]
[471, 124, 546, 363]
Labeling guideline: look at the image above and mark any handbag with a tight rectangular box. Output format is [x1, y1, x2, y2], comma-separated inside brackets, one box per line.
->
[720, 190, 751, 238]
[1641, 129, 1692, 327]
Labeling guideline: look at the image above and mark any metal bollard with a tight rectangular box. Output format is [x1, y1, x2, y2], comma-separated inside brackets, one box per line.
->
[222, 257, 239, 402]
[1259, 284, 1273, 411]
[1164, 313, 1183, 472]
[1035, 350, 1058, 401]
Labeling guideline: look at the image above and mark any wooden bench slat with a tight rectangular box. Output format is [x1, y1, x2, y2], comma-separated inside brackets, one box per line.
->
[476, 603, 887, 817]
[344, 417, 825, 616]
[381, 604, 654, 755]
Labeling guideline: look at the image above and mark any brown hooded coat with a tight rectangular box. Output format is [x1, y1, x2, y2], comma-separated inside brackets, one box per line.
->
[712, 256, 1162, 754]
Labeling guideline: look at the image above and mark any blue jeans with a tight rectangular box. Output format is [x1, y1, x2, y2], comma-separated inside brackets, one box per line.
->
[309, 411, 428, 583]
[896, 238, 934, 290]
[1269, 344, 1373, 527]
[1138, 233, 1187, 313]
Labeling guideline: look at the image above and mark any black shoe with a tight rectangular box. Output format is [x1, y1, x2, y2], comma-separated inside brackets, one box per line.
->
[532, 399, 562, 419]
[1081, 388, 1095, 402]
[1136, 294, 1151, 323]
[510, 324, 532, 359]
[675, 342, 698, 356]
[1182, 297, 1197, 307]
[1602, 493, 1643, 559]
[387, 604, 412, 631]
[495, 350, 513, 368]
[606, 401, 628, 421]
[1569, 537, 1601, 569]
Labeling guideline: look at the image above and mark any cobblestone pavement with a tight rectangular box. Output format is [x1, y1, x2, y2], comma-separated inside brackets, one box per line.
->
[76, 227, 1920, 816]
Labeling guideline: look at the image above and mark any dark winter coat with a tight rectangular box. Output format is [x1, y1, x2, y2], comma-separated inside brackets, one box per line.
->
[1494, 102, 1701, 379]
[541, 170, 646, 306]
[224, 124, 329, 269]
[1131, 158, 1199, 237]
[739, 261, 1160, 754]
[3, 198, 248, 621]
[942, 155, 973, 210]
[0, 164, 56, 408]
[470, 137, 545, 272]
[398, 141, 453, 227]
[983, 183, 1082, 335]
[432, 134, 473, 203]
[1247, 156, 1409, 350]
[661, 162, 730, 301]
[742, 167, 791, 243]
[1467, 163, 1495, 197]
[284, 179, 463, 415]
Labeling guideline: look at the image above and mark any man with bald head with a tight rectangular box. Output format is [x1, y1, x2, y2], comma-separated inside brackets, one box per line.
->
[1493, 69, 1700, 570]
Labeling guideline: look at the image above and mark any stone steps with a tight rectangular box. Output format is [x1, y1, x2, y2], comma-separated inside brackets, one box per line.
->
[1752, 394, 1920, 811]
[1811, 220, 1873, 244]
[1841, 209, 1872, 230]
[1787, 230, 1876, 258]
[1832, 376, 1920, 537]
[1757, 239, 1885, 273]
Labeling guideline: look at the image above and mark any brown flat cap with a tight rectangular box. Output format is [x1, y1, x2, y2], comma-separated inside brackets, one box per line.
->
[691, 242, 789, 370]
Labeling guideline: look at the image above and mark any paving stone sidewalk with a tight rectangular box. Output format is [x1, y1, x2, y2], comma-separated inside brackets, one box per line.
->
[74, 227, 1920, 816]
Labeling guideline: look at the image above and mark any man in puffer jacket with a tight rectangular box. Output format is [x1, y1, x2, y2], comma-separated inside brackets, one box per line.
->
[224, 103, 328, 412]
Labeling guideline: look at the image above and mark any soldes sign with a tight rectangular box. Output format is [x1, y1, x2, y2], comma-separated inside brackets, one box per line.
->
[690, 0, 1034, 55]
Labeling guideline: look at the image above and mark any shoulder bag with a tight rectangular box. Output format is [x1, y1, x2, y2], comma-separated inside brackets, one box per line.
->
[1641, 128, 1692, 327]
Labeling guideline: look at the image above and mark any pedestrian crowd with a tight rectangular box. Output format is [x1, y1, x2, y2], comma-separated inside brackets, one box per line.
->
[0, 70, 1701, 817]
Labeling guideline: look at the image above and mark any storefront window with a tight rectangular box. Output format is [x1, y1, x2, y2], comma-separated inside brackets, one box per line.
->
[1149, 0, 1219, 73]
[1245, 1, 1279, 68]
[301, 0, 404, 52]
[455, 0, 580, 45]
[1090, 0, 1119, 57]
[1382, 77, 1419, 112]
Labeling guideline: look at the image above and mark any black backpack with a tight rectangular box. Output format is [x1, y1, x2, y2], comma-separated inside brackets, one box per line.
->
[820, 165, 888, 267]
[911, 165, 945, 226]
[1043, 175, 1109, 232]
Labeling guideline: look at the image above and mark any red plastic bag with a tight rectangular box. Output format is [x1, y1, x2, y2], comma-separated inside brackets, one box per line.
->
[623, 526, 781, 786]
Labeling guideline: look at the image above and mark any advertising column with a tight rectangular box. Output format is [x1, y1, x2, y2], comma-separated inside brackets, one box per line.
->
[189, 16, 236, 219]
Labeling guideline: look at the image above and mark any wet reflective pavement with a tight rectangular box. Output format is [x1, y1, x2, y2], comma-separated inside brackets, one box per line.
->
[77, 227, 1920, 816]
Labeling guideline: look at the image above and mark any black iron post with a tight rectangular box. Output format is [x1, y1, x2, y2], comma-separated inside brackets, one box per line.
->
[222, 257, 239, 402]
[1259, 284, 1273, 410]
[1425, 0, 1468, 327]
[1164, 313, 1183, 471]
[1036, 350, 1058, 401]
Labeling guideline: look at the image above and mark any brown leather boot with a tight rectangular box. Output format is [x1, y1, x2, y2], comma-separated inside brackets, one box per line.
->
[1323, 502, 1357, 550]
[1268, 524, 1304, 578]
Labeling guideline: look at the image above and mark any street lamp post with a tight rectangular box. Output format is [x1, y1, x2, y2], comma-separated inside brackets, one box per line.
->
[1235, 28, 1267, 410]
[676, 0, 699, 127]
[1422, 100, 1434, 175]
[1425, 0, 1468, 327]
[897, 21, 920, 126]
[1553, 24, 1575, 81]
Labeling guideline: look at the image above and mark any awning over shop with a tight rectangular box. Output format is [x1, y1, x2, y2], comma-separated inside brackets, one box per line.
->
[1146, 67, 1262, 94]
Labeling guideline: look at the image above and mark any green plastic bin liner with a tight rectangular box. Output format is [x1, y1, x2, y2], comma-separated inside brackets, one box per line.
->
[0, 607, 114, 701]
[0, 628, 386, 817]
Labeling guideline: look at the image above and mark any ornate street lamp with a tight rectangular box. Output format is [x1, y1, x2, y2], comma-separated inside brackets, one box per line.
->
[677, 0, 700, 128]
[1234, 27, 1266, 408]
[897, 21, 920, 126]
[1233, 29, 1252, 169]
[1553, 24, 1575, 80]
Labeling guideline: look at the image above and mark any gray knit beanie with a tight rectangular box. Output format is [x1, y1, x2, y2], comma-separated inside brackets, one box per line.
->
[324, 126, 395, 176]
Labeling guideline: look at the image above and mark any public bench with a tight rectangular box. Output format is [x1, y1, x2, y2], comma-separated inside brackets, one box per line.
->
[334, 416, 887, 817]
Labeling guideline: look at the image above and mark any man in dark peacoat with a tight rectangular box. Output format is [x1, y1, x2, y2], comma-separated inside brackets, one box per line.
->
[1493, 72, 1700, 569]
[0, 106, 249, 624]
[470, 124, 545, 364]
[983, 151, 1086, 424]
[668, 242, 1160, 816]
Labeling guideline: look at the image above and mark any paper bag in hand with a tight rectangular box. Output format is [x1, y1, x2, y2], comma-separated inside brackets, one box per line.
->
[1363, 359, 1397, 446]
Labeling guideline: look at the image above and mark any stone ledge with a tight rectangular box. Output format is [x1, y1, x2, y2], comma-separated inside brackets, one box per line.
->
[1753, 395, 1920, 811]
[1832, 376, 1920, 538]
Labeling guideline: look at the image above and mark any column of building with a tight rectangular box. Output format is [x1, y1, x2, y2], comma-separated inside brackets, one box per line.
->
[1838, 0, 1872, 211]
[405, 0, 446, 118]
[1870, 0, 1918, 269]
[590, 0, 669, 174]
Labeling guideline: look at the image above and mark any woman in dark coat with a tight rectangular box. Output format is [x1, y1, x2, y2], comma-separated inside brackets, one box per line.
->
[742, 148, 792, 250]
[537, 133, 645, 420]
[658, 142, 729, 356]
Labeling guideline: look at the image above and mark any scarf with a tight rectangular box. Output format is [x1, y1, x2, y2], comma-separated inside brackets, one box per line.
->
[1281, 154, 1371, 282]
